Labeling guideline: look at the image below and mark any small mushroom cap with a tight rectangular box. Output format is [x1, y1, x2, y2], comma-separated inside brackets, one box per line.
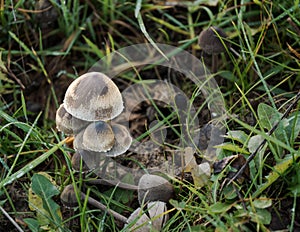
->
[74, 123, 132, 157]
[198, 26, 230, 54]
[74, 121, 115, 152]
[60, 184, 78, 208]
[138, 174, 174, 205]
[125, 201, 168, 232]
[56, 104, 73, 134]
[104, 123, 132, 157]
[64, 72, 124, 121]
[56, 104, 88, 134]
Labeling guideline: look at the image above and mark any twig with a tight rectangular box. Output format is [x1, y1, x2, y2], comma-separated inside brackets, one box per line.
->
[227, 91, 300, 186]
[80, 192, 128, 223]
[87, 179, 138, 190]
[0, 206, 24, 232]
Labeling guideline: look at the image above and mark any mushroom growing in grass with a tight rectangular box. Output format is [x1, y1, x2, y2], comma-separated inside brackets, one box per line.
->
[57, 71, 132, 158]
[199, 26, 260, 76]
[63, 72, 124, 122]
[198, 26, 231, 73]
[74, 123, 132, 157]
[138, 174, 174, 205]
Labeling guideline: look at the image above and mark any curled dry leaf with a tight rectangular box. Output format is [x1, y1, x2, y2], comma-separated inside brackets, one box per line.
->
[125, 201, 168, 232]
[213, 154, 250, 183]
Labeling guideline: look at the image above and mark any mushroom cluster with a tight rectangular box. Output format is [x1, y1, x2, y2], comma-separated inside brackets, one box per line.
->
[60, 174, 174, 231]
[56, 72, 132, 157]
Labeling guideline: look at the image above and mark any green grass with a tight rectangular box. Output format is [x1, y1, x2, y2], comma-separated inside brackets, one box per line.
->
[0, 0, 300, 231]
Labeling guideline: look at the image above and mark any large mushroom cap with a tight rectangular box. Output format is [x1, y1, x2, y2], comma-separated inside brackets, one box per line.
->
[64, 72, 124, 121]
[198, 26, 230, 54]
[74, 121, 115, 152]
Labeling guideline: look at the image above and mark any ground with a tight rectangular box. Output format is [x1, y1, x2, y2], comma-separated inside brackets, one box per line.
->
[0, 0, 300, 231]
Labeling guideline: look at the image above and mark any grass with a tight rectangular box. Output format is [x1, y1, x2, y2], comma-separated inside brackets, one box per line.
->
[0, 0, 300, 231]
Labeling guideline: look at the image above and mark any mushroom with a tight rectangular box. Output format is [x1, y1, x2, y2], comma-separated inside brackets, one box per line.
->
[63, 72, 124, 122]
[60, 184, 79, 208]
[198, 26, 230, 73]
[55, 104, 88, 135]
[104, 123, 132, 157]
[138, 174, 174, 205]
[55, 104, 73, 135]
[35, 0, 59, 29]
[77, 121, 115, 152]
[199, 26, 261, 77]
[60, 184, 127, 223]
[125, 201, 168, 232]
[74, 123, 132, 157]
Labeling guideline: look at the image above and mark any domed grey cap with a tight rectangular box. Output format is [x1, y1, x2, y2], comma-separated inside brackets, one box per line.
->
[56, 104, 88, 135]
[64, 72, 124, 121]
[56, 104, 73, 135]
[138, 174, 174, 205]
[74, 123, 132, 157]
[104, 123, 132, 157]
[198, 26, 230, 54]
[74, 121, 115, 152]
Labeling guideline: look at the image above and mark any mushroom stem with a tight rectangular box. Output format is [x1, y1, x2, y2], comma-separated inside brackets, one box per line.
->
[80, 192, 128, 223]
[211, 54, 218, 73]
[87, 179, 138, 191]
[229, 47, 260, 77]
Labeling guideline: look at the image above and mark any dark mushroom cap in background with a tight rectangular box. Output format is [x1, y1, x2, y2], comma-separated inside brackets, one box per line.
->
[60, 184, 79, 208]
[198, 26, 230, 54]
[74, 121, 115, 152]
[64, 72, 124, 121]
